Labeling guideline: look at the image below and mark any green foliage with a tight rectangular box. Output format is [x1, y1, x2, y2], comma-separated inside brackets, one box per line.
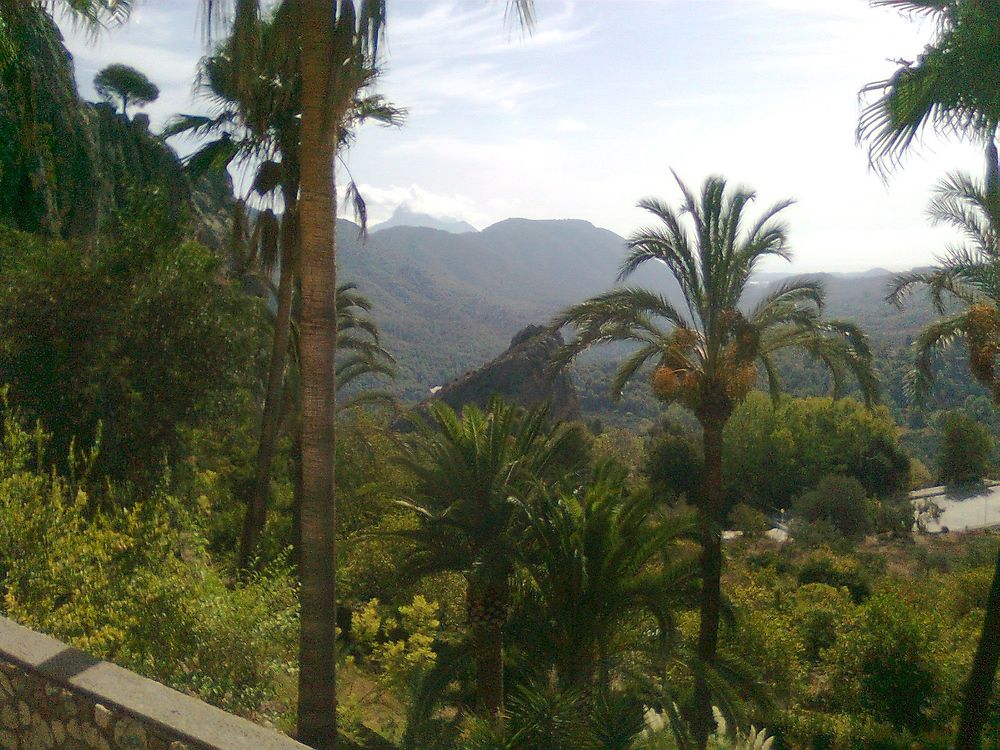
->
[825, 592, 941, 732]
[791, 583, 852, 662]
[460, 682, 648, 750]
[0, 9, 223, 239]
[395, 397, 586, 590]
[724, 394, 909, 512]
[0, 403, 297, 718]
[792, 475, 873, 542]
[721, 539, 994, 750]
[796, 551, 871, 603]
[94, 63, 159, 115]
[351, 596, 439, 687]
[643, 430, 703, 504]
[728, 504, 768, 539]
[513, 464, 697, 691]
[591, 426, 647, 485]
[859, 0, 1000, 168]
[0, 222, 264, 486]
[938, 409, 994, 485]
[910, 457, 935, 489]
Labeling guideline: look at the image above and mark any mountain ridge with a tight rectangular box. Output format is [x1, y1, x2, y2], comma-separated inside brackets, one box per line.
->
[370, 205, 478, 234]
[337, 217, 947, 410]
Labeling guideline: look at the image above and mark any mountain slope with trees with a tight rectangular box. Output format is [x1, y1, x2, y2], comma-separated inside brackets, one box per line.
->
[0, 7, 232, 246]
[338, 218, 962, 419]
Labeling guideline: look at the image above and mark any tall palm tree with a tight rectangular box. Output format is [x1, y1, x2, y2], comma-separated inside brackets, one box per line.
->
[167, 4, 401, 570]
[201, 2, 535, 745]
[295, 4, 385, 744]
[858, 0, 1000, 173]
[888, 163, 1000, 750]
[285, 281, 396, 562]
[552, 173, 878, 749]
[167, 6, 302, 572]
[395, 397, 580, 716]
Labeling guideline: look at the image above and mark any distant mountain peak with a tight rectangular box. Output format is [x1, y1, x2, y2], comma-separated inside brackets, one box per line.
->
[371, 204, 478, 234]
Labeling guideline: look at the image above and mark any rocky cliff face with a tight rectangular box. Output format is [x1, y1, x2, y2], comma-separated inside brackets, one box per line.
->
[402, 324, 579, 426]
[0, 9, 232, 246]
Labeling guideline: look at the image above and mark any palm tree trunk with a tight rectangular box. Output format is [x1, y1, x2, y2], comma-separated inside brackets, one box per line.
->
[473, 625, 504, 716]
[954, 136, 1000, 750]
[954, 547, 1000, 750]
[692, 419, 724, 750]
[296, 1, 339, 746]
[469, 581, 507, 715]
[240, 200, 298, 570]
[291, 417, 303, 567]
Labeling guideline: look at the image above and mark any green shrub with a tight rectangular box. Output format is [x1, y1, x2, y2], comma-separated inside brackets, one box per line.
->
[0, 224, 263, 487]
[938, 410, 994, 485]
[796, 552, 871, 603]
[792, 583, 853, 662]
[793, 475, 873, 541]
[824, 592, 940, 733]
[729, 503, 769, 539]
[0, 404, 297, 719]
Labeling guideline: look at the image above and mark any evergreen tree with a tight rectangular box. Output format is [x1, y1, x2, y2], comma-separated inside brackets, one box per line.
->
[938, 411, 994, 485]
[93, 63, 159, 116]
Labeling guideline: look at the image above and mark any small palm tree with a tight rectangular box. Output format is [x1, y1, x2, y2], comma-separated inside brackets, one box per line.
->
[887, 165, 1000, 750]
[395, 397, 581, 716]
[552, 173, 878, 749]
[514, 462, 697, 693]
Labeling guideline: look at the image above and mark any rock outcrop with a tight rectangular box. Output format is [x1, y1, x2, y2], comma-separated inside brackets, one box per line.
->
[0, 9, 232, 247]
[400, 324, 579, 427]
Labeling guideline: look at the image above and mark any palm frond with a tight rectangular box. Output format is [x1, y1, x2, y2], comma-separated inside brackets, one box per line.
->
[182, 135, 240, 178]
[909, 311, 969, 404]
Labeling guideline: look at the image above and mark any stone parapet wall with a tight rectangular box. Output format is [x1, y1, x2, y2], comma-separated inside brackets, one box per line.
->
[0, 659, 186, 750]
[0, 617, 309, 750]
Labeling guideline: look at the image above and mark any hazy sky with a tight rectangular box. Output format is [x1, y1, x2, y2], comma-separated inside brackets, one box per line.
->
[61, 0, 987, 272]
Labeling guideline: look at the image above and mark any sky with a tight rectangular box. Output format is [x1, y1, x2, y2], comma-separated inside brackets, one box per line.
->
[60, 0, 988, 272]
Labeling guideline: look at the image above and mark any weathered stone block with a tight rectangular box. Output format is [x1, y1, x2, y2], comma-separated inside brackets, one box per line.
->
[94, 703, 111, 731]
[112, 718, 146, 750]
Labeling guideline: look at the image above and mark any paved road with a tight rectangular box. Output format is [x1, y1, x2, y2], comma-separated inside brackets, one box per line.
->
[913, 483, 1000, 533]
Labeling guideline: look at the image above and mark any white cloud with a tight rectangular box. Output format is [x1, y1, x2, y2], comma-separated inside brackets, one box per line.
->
[378, 0, 590, 115]
[552, 116, 588, 133]
[338, 183, 496, 228]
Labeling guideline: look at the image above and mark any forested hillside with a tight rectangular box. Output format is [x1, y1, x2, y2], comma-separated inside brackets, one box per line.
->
[338, 216, 672, 398]
[4, 3, 1000, 750]
[339, 219, 973, 427]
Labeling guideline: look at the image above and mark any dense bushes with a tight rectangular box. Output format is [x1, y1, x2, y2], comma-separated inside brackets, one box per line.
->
[722, 540, 998, 750]
[0, 223, 264, 487]
[938, 410, 994, 485]
[0, 401, 297, 720]
[792, 475, 873, 541]
[723, 395, 910, 512]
